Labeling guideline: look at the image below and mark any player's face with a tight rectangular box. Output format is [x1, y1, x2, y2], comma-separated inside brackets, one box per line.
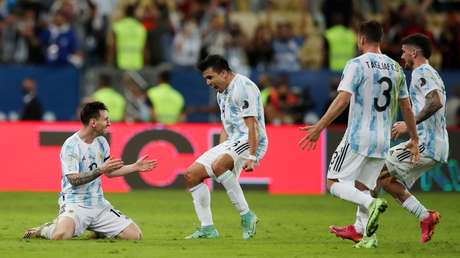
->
[202, 68, 229, 93]
[92, 110, 111, 135]
[401, 44, 416, 69]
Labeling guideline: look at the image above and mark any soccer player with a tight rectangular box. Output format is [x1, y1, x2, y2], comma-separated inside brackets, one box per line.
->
[184, 55, 268, 240]
[299, 21, 420, 248]
[23, 101, 157, 240]
[330, 33, 447, 244]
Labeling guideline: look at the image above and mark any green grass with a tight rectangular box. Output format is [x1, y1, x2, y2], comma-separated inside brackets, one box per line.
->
[0, 190, 459, 258]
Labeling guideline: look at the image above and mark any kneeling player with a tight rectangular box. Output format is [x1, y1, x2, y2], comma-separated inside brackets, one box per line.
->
[23, 102, 157, 240]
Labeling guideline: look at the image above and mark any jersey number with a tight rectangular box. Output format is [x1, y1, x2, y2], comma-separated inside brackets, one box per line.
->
[374, 77, 392, 112]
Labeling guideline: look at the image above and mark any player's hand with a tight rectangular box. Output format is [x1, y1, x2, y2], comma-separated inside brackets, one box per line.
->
[299, 124, 321, 151]
[135, 155, 158, 172]
[391, 121, 407, 139]
[405, 139, 420, 165]
[243, 159, 255, 172]
[100, 157, 124, 174]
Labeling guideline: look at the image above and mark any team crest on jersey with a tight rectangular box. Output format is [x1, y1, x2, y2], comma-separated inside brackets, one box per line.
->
[242, 100, 249, 109]
[419, 78, 426, 87]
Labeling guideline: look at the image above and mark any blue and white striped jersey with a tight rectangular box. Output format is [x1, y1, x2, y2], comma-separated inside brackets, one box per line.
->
[410, 64, 449, 163]
[217, 73, 268, 161]
[59, 133, 110, 207]
[338, 53, 409, 158]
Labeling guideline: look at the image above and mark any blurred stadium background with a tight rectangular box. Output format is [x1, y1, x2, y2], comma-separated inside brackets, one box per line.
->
[0, 0, 459, 257]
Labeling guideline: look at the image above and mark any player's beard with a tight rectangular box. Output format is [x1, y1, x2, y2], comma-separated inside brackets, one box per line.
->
[404, 59, 414, 70]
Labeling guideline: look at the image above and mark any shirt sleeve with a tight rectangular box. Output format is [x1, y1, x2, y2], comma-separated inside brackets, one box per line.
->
[100, 137, 111, 161]
[337, 61, 362, 94]
[420, 69, 440, 97]
[398, 71, 409, 99]
[61, 144, 79, 175]
[235, 82, 259, 118]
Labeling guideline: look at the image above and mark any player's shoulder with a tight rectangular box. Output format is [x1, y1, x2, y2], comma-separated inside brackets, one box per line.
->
[61, 133, 80, 154]
[232, 74, 258, 92]
[416, 64, 438, 77]
[346, 55, 363, 66]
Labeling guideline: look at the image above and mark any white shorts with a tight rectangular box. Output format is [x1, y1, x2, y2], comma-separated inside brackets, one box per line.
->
[58, 201, 133, 238]
[327, 139, 385, 190]
[196, 140, 255, 180]
[385, 141, 439, 189]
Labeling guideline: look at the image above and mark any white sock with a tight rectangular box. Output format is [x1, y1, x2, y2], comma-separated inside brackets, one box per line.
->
[330, 182, 374, 208]
[190, 183, 213, 227]
[40, 222, 56, 239]
[217, 171, 250, 215]
[401, 195, 429, 221]
[353, 191, 370, 234]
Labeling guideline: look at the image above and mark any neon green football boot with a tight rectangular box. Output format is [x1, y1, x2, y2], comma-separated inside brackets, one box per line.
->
[184, 225, 219, 240]
[353, 234, 378, 248]
[366, 198, 388, 237]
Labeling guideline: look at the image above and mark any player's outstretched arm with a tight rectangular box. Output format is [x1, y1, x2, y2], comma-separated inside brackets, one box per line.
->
[299, 91, 351, 150]
[105, 155, 157, 178]
[66, 157, 124, 186]
[399, 98, 420, 164]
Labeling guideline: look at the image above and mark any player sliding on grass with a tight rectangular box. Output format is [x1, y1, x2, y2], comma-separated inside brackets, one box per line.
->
[330, 33, 446, 245]
[23, 101, 157, 240]
[183, 55, 268, 240]
[299, 21, 420, 248]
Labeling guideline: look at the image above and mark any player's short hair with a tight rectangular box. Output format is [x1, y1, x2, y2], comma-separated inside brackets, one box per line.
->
[358, 21, 383, 44]
[197, 55, 232, 73]
[401, 33, 432, 59]
[80, 101, 108, 125]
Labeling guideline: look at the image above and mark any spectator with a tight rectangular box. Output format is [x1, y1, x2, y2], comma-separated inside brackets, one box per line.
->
[271, 21, 304, 72]
[108, 4, 147, 71]
[246, 23, 273, 72]
[147, 69, 185, 124]
[142, 1, 174, 65]
[257, 73, 273, 106]
[91, 73, 126, 122]
[291, 86, 317, 124]
[200, 13, 228, 59]
[226, 22, 250, 76]
[172, 19, 201, 66]
[39, 11, 82, 66]
[439, 12, 460, 69]
[265, 75, 300, 124]
[82, 0, 108, 67]
[324, 13, 356, 71]
[20, 78, 43, 120]
[122, 73, 152, 122]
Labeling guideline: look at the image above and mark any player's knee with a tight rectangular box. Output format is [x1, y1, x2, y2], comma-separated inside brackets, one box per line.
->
[51, 230, 71, 240]
[119, 225, 142, 240]
[211, 156, 233, 177]
[184, 170, 203, 188]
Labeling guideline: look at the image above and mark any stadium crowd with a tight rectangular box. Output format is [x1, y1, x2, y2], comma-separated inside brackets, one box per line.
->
[1, 0, 460, 124]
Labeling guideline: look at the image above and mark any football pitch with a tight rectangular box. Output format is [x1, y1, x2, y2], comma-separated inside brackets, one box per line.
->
[0, 190, 458, 258]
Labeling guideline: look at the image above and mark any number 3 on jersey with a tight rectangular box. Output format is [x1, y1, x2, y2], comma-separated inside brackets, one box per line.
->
[374, 76, 392, 112]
